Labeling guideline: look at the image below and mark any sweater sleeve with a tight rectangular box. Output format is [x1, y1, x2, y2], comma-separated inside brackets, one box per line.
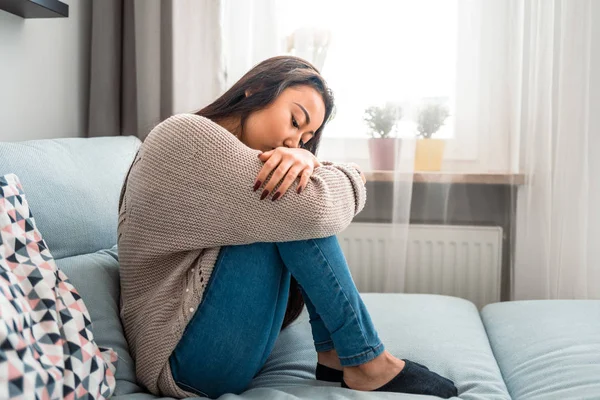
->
[126, 113, 366, 250]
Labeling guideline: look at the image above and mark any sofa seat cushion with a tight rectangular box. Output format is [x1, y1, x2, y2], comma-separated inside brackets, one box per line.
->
[102, 293, 509, 399]
[241, 293, 510, 400]
[481, 300, 600, 400]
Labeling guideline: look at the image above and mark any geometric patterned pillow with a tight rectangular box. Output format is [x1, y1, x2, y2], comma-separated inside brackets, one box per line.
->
[0, 173, 117, 399]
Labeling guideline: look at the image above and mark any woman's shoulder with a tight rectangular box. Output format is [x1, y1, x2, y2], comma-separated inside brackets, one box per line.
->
[143, 113, 235, 153]
[148, 113, 223, 139]
[160, 113, 218, 128]
[139, 113, 247, 173]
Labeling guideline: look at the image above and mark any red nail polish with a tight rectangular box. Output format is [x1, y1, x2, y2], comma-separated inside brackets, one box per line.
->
[253, 180, 262, 191]
[272, 192, 281, 201]
[260, 190, 269, 200]
[297, 186, 303, 194]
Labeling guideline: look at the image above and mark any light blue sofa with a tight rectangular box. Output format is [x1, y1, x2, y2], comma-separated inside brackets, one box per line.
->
[0, 135, 599, 400]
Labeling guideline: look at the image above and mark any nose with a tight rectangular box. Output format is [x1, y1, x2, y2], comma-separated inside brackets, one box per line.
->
[283, 134, 302, 149]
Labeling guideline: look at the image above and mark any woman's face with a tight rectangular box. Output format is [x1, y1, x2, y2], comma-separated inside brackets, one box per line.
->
[241, 85, 326, 152]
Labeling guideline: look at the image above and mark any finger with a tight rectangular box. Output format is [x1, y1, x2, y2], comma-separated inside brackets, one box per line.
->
[261, 160, 294, 200]
[296, 168, 312, 194]
[273, 165, 305, 200]
[255, 152, 282, 191]
[258, 149, 275, 161]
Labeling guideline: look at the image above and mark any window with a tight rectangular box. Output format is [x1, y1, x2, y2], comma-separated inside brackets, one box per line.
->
[222, 0, 490, 167]
[274, 0, 458, 140]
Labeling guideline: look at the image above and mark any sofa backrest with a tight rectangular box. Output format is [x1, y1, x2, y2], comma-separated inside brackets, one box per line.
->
[0, 136, 141, 260]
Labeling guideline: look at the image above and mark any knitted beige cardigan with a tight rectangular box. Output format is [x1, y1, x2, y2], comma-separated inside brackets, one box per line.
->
[117, 114, 367, 398]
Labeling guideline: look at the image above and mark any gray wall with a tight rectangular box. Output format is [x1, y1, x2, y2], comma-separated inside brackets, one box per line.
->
[0, 0, 91, 142]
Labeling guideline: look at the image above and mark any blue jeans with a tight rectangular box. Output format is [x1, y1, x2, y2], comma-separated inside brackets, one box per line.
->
[169, 236, 384, 398]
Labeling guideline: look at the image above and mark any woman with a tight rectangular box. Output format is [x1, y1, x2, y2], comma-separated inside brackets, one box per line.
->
[117, 56, 458, 399]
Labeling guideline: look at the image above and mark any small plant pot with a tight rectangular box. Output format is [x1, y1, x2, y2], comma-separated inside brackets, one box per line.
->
[414, 139, 446, 171]
[368, 138, 401, 170]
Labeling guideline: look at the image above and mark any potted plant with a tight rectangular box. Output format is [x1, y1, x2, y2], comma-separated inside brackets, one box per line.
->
[363, 102, 403, 170]
[414, 103, 450, 171]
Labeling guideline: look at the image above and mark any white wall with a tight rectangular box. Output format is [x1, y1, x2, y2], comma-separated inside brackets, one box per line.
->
[0, 0, 91, 142]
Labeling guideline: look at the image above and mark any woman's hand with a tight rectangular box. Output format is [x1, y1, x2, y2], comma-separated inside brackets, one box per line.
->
[254, 147, 321, 201]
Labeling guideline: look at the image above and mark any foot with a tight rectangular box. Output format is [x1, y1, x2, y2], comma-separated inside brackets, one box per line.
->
[315, 349, 343, 382]
[342, 351, 458, 398]
[317, 349, 343, 370]
[315, 363, 344, 383]
[343, 351, 405, 391]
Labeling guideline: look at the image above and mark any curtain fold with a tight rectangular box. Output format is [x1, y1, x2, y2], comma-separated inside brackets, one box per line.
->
[513, 0, 599, 300]
[87, 0, 223, 140]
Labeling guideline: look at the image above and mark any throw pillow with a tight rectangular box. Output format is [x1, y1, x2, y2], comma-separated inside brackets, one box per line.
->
[0, 173, 117, 399]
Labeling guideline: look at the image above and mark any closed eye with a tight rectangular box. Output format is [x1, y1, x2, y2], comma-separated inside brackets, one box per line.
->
[291, 115, 300, 129]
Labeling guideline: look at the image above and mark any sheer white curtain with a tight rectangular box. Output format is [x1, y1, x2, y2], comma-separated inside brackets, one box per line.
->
[446, 0, 600, 300]
[220, 0, 278, 88]
[220, 0, 600, 301]
[513, 0, 600, 300]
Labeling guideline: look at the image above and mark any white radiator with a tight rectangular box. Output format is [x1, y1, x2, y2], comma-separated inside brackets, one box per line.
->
[337, 223, 503, 309]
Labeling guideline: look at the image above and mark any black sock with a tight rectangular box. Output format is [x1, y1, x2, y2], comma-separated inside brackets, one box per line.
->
[342, 359, 457, 398]
[315, 363, 344, 383]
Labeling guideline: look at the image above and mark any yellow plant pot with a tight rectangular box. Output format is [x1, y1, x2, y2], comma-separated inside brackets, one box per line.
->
[414, 139, 446, 171]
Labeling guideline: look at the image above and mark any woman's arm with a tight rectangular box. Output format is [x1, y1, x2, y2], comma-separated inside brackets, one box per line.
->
[127, 114, 366, 251]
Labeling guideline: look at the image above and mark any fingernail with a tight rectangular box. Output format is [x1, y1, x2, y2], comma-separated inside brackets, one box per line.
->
[260, 190, 269, 200]
[253, 180, 262, 191]
[271, 192, 281, 201]
[297, 186, 303, 194]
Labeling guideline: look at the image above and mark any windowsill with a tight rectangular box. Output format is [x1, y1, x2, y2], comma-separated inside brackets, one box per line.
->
[363, 171, 526, 185]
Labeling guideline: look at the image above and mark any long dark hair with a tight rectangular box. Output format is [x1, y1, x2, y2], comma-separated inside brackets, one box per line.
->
[197, 55, 335, 155]
[197, 56, 335, 330]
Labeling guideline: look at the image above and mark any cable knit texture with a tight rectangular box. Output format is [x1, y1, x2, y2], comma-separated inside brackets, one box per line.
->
[117, 113, 367, 398]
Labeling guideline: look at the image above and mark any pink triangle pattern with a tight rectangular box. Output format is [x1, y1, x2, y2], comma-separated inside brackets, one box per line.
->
[0, 174, 117, 399]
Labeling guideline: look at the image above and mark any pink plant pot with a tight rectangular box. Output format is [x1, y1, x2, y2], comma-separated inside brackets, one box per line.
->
[368, 138, 401, 170]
